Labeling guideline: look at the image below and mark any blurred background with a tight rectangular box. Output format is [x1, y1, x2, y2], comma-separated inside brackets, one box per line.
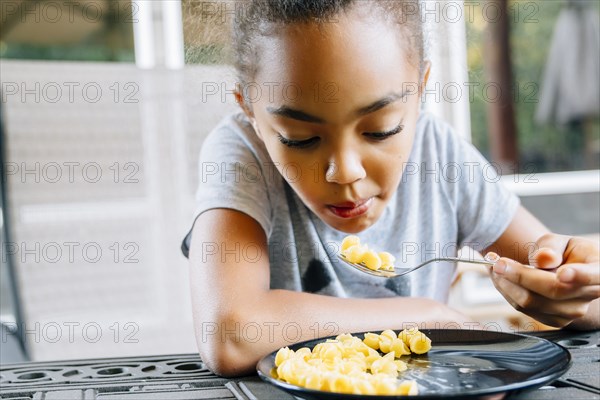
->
[1, 0, 599, 363]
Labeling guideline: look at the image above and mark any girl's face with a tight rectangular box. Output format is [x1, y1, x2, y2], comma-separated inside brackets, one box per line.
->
[241, 9, 427, 233]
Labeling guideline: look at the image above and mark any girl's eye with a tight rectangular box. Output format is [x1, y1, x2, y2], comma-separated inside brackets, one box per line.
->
[277, 133, 320, 149]
[363, 122, 404, 140]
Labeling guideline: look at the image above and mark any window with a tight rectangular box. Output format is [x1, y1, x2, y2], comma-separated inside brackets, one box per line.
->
[1, 0, 135, 62]
[466, 0, 600, 173]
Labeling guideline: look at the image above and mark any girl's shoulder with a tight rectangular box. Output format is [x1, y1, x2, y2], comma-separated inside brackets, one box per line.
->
[201, 111, 270, 164]
[205, 111, 256, 144]
[412, 111, 477, 166]
[415, 111, 457, 142]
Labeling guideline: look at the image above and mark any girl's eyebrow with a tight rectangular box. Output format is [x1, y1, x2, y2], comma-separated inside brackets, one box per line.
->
[356, 91, 409, 116]
[266, 106, 325, 123]
[266, 90, 408, 124]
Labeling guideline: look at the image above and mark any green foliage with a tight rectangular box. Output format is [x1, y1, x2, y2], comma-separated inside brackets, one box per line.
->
[467, 0, 600, 172]
[0, 43, 134, 62]
[184, 44, 227, 65]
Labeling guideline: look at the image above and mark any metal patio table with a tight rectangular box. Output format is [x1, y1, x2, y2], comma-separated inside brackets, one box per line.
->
[1, 330, 598, 400]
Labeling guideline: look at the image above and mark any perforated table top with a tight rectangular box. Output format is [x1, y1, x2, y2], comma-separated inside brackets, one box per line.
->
[1, 330, 598, 400]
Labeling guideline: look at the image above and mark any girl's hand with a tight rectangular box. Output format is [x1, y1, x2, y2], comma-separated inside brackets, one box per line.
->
[486, 233, 600, 328]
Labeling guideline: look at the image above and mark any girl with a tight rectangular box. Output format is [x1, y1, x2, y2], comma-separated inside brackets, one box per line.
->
[184, 0, 600, 376]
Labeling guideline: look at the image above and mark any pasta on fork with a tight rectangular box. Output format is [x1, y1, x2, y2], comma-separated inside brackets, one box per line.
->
[340, 235, 397, 272]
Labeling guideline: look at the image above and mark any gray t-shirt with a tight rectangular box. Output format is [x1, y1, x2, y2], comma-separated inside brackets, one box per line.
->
[183, 111, 519, 303]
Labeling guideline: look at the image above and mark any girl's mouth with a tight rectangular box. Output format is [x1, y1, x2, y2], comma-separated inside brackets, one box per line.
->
[327, 197, 373, 218]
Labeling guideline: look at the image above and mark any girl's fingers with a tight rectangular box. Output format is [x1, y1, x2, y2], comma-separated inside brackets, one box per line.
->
[492, 257, 600, 300]
[488, 234, 599, 327]
[528, 233, 570, 269]
[522, 312, 572, 329]
[490, 272, 531, 310]
[556, 263, 600, 286]
[563, 236, 600, 264]
[490, 275, 591, 324]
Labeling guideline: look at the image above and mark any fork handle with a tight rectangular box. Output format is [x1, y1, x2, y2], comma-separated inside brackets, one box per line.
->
[429, 257, 494, 266]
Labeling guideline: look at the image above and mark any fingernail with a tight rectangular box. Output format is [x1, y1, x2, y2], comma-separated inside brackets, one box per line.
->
[485, 252, 500, 263]
[493, 260, 507, 274]
[558, 268, 575, 282]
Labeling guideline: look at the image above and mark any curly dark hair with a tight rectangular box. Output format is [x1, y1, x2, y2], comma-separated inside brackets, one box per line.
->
[232, 0, 426, 86]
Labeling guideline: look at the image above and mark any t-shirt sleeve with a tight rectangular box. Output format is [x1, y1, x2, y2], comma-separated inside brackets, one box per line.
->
[426, 121, 520, 251]
[195, 119, 273, 235]
[451, 137, 520, 252]
[181, 115, 273, 258]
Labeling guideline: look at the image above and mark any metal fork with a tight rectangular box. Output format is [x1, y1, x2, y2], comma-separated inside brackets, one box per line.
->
[337, 253, 495, 278]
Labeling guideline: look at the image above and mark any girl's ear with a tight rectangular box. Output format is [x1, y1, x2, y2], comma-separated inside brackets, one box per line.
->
[235, 84, 263, 140]
[419, 61, 432, 95]
[235, 84, 253, 118]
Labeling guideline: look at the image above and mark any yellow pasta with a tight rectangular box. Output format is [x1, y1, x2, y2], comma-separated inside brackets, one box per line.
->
[370, 352, 398, 376]
[362, 250, 383, 270]
[341, 235, 361, 251]
[273, 330, 431, 396]
[398, 327, 420, 345]
[391, 338, 411, 356]
[378, 251, 396, 272]
[394, 359, 408, 372]
[363, 332, 380, 350]
[340, 236, 396, 272]
[295, 347, 311, 360]
[344, 244, 368, 264]
[409, 332, 432, 354]
[380, 329, 397, 341]
[354, 378, 376, 395]
[365, 347, 382, 367]
[275, 346, 294, 366]
[304, 373, 323, 390]
[372, 374, 399, 395]
[378, 337, 390, 353]
[397, 380, 419, 395]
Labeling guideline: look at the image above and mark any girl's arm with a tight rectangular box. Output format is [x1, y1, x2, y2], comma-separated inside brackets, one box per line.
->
[484, 206, 600, 329]
[189, 209, 471, 377]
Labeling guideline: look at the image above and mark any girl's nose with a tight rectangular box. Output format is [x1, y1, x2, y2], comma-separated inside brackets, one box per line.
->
[325, 151, 366, 185]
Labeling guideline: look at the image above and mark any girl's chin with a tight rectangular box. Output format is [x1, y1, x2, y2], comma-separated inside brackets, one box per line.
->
[322, 213, 377, 234]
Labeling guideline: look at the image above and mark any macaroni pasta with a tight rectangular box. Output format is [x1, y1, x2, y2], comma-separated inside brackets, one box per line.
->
[273, 329, 431, 395]
[340, 235, 396, 272]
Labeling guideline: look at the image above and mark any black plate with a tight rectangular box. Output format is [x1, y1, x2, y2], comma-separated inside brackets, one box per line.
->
[256, 329, 571, 399]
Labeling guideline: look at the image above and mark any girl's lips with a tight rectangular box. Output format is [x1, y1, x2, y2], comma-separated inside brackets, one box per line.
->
[327, 197, 373, 218]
